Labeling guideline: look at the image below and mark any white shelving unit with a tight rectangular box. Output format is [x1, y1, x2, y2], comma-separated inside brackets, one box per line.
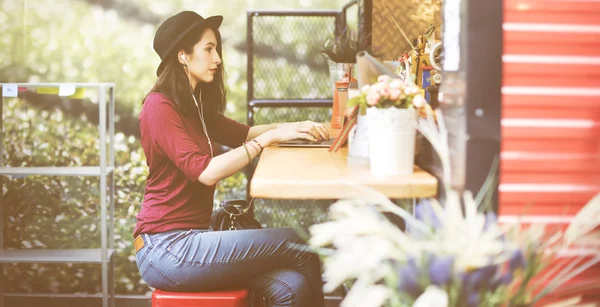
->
[0, 83, 116, 307]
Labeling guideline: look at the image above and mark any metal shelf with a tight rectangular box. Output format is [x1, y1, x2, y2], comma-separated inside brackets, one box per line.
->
[0, 82, 114, 89]
[0, 166, 115, 177]
[0, 83, 116, 307]
[0, 248, 114, 264]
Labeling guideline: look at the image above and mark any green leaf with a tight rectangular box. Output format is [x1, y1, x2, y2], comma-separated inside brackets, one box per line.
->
[359, 104, 367, 116]
[348, 96, 362, 108]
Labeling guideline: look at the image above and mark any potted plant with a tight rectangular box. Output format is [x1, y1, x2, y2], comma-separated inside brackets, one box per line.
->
[348, 75, 427, 176]
[321, 27, 382, 86]
[321, 27, 379, 129]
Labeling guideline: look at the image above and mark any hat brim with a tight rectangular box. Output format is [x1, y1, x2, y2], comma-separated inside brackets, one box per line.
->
[156, 15, 223, 77]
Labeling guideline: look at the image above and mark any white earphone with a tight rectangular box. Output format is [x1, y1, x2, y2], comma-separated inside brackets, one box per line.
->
[180, 53, 213, 158]
[196, 95, 213, 159]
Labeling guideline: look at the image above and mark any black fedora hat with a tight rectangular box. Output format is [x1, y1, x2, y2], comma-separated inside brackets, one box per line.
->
[153, 11, 223, 76]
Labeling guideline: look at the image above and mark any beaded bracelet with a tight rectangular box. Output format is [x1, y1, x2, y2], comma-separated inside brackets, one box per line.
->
[242, 143, 252, 163]
[246, 141, 261, 155]
[251, 139, 264, 152]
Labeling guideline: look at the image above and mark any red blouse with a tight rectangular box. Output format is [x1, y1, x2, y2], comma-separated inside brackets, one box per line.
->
[134, 92, 250, 237]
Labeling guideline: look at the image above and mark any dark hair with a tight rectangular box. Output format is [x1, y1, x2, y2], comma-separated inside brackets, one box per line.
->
[145, 26, 226, 116]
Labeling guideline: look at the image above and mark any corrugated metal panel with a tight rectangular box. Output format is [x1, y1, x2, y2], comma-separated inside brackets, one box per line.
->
[501, 0, 600, 300]
[501, 0, 600, 215]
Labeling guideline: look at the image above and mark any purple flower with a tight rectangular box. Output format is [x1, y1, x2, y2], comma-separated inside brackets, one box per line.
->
[509, 250, 526, 272]
[396, 258, 423, 298]
[415, 199, 441, 229]
[471, 265, 496, 288]
[467, 292, 480, 307]
[461, 264, 498, 292]
[491, 273, 513, 291]
[428, 256, 453, 286]
[459, 265, 500, 307]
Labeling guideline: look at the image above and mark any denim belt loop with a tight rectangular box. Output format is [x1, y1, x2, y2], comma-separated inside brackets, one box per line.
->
[143, 233, 154, 249]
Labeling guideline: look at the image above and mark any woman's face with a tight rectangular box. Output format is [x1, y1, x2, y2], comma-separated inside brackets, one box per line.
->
[180, 28, 221, 87]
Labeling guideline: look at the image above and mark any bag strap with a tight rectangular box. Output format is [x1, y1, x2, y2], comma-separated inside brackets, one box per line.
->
[219, 198, 255, 217]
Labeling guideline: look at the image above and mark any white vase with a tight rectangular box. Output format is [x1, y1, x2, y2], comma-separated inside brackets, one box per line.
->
[348, 112, 370, 163]
[366, 107, 417, 177]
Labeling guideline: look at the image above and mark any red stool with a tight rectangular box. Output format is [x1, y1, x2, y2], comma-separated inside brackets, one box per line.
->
[152, 289, 249, 307]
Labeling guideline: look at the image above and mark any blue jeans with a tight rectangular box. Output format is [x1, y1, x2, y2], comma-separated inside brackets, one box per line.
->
[135, 228, 325, 307]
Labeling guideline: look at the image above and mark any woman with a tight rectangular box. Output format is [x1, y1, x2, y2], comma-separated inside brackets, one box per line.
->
[134, 11, 328, 307]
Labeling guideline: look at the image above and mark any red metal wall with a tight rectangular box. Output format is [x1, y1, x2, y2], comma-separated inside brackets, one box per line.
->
[501, 0, 600, 301]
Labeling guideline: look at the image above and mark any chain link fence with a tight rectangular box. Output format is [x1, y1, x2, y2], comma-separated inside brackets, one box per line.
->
[249, 13, 337, 100]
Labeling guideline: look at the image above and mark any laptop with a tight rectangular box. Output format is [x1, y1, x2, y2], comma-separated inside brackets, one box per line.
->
[276, 138, 335, 148]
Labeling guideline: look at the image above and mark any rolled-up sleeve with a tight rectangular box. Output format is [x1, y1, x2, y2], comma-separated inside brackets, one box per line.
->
[142, 100, 212, 182]
[207, 113, 250, 148]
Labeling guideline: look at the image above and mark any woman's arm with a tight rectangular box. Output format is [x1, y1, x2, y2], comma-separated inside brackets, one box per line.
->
[198, 121, 329, 186]
[246, 122, 329, 142]
[198, 130, 274, 186]
[246, 124, 278, 141]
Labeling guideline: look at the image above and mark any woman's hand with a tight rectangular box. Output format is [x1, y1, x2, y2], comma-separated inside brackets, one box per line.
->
[262, 121, 329, 145]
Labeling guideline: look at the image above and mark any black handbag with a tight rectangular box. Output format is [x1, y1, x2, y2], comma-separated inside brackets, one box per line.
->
[210, 199, 262, 231]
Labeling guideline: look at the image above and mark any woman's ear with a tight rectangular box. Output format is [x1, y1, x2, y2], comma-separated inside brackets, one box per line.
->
[178, 51, 186, 65]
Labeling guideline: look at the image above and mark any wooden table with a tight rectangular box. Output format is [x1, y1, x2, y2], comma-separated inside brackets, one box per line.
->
[250, 145, 438, 200]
